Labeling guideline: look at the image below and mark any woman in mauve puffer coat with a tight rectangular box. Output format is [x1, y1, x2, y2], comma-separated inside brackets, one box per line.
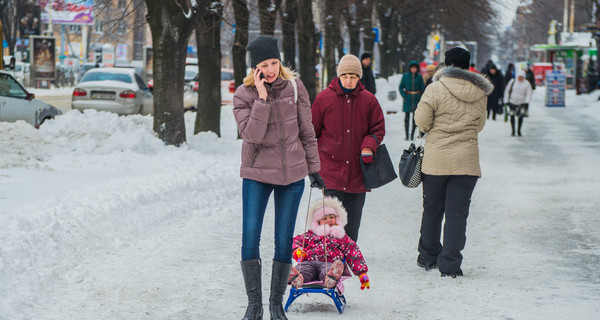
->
[232, 35, 324, 320]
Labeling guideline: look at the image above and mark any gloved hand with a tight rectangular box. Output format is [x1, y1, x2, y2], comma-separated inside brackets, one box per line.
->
[360, 148, 373, 164]
[292, 248, 308, 263]
[359, 273, 370, 290]
[308, 172, 326, 189]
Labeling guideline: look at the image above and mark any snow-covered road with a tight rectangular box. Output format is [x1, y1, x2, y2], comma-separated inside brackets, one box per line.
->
[1, 79, 599, 319]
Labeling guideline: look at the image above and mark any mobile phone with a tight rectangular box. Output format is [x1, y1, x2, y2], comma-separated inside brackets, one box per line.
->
[254, 68, 265, 80]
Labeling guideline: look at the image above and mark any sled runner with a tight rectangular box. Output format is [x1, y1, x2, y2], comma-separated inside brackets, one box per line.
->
[284, 264, 352, 314]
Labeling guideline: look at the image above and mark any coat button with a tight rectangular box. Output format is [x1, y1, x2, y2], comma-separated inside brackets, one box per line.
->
[343, 187, 347, 191]
[346, 160, 349, 164]
[346, 129, 350, 133]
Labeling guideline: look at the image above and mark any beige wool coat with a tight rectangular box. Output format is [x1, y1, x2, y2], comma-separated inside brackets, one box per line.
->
[414, 67, 493, 177]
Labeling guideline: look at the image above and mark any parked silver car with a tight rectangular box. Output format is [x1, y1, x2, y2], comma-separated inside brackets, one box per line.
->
[72, 68, 153, 115]
[0, 71, 62, 128]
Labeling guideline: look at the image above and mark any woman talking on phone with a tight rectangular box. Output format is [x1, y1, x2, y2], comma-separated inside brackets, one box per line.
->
[232, 35, 325, 320]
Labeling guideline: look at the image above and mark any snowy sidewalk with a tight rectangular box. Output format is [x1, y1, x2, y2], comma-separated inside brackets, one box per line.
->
[1, 84, 599, 319]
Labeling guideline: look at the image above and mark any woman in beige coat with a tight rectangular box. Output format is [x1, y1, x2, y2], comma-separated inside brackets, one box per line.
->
[414, 47, 493, 278]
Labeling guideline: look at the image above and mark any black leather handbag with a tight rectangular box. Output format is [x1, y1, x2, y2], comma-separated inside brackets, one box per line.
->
[399, 141, 424, 188]
[360, 135, 397, 189]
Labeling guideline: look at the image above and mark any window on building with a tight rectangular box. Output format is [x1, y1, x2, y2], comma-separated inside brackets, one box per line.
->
[117, 21, 127, 34]
[118, 0, 127, 9]
[69, 25, 81, 33]
[94, 20, 103, 33]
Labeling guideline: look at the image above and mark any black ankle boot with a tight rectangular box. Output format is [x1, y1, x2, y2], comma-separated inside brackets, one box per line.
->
[269, 261, 291, 320]
[241, 259, 263, 320]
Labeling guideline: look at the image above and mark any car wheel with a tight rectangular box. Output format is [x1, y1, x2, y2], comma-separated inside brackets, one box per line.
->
[39, 116, 53, 126]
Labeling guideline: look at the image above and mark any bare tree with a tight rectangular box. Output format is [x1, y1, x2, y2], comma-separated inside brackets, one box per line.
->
[341, 1, 360, 56]
[194, 0, 224, 136]
[281, 0, 297, 69]
[0, 0, 25, 56]
[258, 0, 280, 35]
[145, 0, 194, 146]
[297, 0, 318, 101]
[324, 0, 338, 85]
[232, 0, 249, 88]
[359, 0, 375, 55]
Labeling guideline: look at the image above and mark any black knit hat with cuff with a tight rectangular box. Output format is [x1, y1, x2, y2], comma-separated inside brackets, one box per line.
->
[445, 47, 471, 70]
[247, 35, 282, 68]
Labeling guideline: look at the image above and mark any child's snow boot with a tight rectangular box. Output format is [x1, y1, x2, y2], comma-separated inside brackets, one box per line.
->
[269, 261, 291, 320]
[241, 259, 263, 320]
[324, 260, 344, 289]
[288, 266, 304, 288]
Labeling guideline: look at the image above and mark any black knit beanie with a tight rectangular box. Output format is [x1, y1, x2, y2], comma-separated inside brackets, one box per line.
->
[360, 52, 372, 61]
[444, 47, 471, 70]
[246, 35, 281, 68]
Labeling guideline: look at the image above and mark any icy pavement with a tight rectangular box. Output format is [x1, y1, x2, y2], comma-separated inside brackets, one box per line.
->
[1, 79, 599, 319]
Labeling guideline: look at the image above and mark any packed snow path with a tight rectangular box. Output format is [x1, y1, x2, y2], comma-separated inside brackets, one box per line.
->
[1, 83, 599, 319]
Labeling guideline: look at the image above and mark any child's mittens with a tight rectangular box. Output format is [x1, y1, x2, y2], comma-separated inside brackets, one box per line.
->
[293, 248, 308, 262]
[361, 148, 373, 164]
[359, 273, 370, 290]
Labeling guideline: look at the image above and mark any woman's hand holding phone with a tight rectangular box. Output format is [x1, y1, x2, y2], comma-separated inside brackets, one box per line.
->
[254, 68, 268, 100]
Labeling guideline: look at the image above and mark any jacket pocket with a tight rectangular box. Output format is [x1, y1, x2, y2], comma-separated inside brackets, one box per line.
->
[250, 144, 263, 167]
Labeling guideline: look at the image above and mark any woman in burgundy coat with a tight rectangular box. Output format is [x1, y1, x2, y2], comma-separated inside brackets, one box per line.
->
[311, 54, 385, 242]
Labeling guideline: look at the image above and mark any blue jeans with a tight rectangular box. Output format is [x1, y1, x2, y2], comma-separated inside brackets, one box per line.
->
[241, 178, 304, 262]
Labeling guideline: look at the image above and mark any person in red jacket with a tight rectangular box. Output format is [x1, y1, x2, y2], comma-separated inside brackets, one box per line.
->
[289, 197, 370, 290]
[311, 54, 386, 242]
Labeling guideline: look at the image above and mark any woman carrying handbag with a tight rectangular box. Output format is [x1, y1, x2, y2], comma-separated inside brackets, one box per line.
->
[311, 54, 386, 242]
[414, 47, 492, 278]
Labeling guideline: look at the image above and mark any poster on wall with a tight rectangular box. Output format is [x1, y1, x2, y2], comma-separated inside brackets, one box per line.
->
[38, 0, 93, 25]
[30, 36, 56, 80]
[19, 1, 42, 38]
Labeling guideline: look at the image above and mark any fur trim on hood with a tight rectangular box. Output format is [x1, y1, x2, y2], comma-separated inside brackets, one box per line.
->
[308, 197, 348, 238]
[433, 66, 494, 95]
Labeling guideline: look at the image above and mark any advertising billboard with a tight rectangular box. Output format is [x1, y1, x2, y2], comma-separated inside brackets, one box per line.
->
[39, 0, 93, 25]
[19, 2, 42, 38]
[30, 36, 56, 80]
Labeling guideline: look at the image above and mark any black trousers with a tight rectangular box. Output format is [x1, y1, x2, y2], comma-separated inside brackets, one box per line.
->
[418, 174, 478, 273]
[404, 112, 417, 140]
[324, 189, 366, 242]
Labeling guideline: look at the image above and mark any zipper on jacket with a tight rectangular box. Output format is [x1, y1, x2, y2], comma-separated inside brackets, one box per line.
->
[250, 144, 262, 167]
[277, 101, 287, 184]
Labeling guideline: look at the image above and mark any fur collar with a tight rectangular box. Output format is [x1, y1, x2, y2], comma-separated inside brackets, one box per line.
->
[433, 67, 493, 95]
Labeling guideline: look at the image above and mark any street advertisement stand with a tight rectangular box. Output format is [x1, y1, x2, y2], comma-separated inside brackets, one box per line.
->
[29, 36, 56, 82]
[545, 70, 566, 107]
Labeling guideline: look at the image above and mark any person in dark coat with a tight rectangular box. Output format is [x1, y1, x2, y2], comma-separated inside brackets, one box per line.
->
[524, 64, 536, 90]
[399, 60, 425, 140]
[312, 54, 386, 242]
[482, 63, 504, 120]
[504, 63, 515, 87]
[588, 59, 598, 93]
[360, 52, 377, 95]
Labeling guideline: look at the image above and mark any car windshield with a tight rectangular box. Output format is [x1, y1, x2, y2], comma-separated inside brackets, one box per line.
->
[0, 73, 28, 99]
[185, 69, 197, 79]
[81, 72, 132, 83]
[221, 71, 234, 81]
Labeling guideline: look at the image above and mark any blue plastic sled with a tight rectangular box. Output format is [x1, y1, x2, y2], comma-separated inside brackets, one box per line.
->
[284, 265, 352, 314]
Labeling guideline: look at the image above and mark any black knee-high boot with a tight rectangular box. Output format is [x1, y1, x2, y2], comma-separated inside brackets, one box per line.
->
[241, 259, 263, 320]
[269, 261, 291, 320]
[517, 117, 523, 136]
[510, 116, 516, 136]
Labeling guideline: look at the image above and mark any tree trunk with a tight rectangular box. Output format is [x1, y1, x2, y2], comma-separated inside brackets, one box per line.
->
[232, 0, 249, 88]
[145, 0, 193, 146]
[377, 3, 394, 78]
[342, 1, 360, 56]
[324, 0, 337, 84]
[282, 0, 297, 69]
[360, 0, 375, 54]
[258, 0, 276, 35]
[297, 0, 318, 102]
[194, 1, 223, 137]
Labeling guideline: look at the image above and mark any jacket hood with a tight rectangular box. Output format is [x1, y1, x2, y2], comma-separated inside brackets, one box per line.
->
[308, 197, 348, 238]
[433, 66, 493, 102]
[328, 77, 365, 97]
[408, 60, 419, 69]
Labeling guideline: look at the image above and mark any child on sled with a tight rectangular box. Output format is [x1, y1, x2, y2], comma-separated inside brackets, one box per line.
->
[289, 197, 370, 290]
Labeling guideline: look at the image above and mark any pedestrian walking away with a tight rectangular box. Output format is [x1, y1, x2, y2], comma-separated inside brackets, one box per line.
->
[232, 34, 325, 320]
[360, 52, 377, 95]
[414, 47, 492, 278]
[399, 60, 425, 140]
[504, 69, 533, 137]
[311, 54, 386, 243]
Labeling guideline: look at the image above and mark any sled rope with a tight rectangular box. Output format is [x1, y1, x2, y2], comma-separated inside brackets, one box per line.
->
[297, 187, 313, 272]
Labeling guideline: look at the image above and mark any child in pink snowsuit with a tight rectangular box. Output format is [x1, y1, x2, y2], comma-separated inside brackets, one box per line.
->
[289, 197, 370, 290]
